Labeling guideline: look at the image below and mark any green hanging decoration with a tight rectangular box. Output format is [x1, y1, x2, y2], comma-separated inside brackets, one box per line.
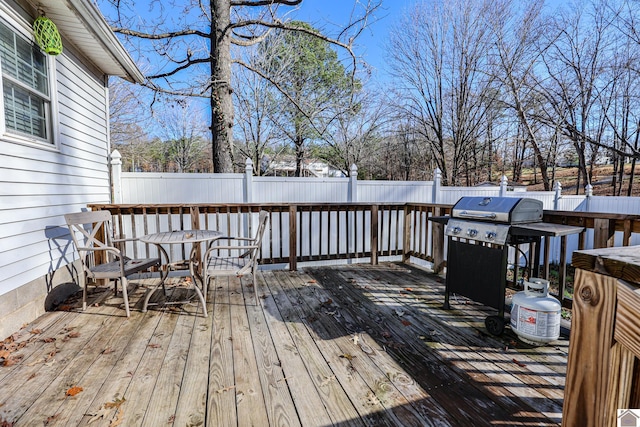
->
[33, 14, 62, 56]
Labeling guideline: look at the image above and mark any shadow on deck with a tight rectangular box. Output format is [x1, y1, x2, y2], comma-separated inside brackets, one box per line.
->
[0, 262, 566, 426]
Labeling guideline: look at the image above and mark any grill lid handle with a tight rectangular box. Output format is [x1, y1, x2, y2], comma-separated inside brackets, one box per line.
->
[458, 211, 497, 219]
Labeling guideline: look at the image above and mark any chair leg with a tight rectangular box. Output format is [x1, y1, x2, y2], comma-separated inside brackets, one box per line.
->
[121, 277, 131, 317]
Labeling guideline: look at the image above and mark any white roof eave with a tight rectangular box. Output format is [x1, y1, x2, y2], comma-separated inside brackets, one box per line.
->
[30, 0, 143, 83]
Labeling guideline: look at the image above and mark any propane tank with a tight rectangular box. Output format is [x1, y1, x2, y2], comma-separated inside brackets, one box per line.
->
[510, 278, 561, 345]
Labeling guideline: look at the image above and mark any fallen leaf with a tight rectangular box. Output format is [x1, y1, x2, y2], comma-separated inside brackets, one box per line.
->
[0, 350, 10, 359]
[66, 331, 80, 339]
[42, 337, 56, 343]
[87, 405, 112, 423]
[147, 343, 161, 349]
[405, 287, 413, 292]
[29, 329, 42, 335]
[512, 358, 526, 367]
[339, 353, 354, 361]
[401, 320, 412, 326]
[307, 279, 317, 283]
[66, 386, 83, 397]
[27, 373, 36, 381]
[104, 396, 126, 409]
[110, 408, 124, 427]
[101, 347, 115, 355]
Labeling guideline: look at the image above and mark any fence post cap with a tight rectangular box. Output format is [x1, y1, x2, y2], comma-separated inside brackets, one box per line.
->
[350, 164, 358, 176]
[110, 149, 122, 164]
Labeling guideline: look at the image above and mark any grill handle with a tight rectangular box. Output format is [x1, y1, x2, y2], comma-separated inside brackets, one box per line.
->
[457, 211, 497, 220]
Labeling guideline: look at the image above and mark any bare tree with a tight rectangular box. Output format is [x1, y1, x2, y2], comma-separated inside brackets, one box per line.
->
[488, 0, 556, 189]
[99, 0, 381, 173]
[157, 100, 210, 172]
[538, 0, 619, 193]
[320, 89, 388, 176]
[388, 0, 500, 185]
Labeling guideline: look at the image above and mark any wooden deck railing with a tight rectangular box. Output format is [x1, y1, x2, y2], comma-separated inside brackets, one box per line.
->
[89, 203, 640, 309]
[562, 246, 640, 427]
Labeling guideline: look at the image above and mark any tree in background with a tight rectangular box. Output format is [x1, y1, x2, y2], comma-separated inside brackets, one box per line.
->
[257, 22, 360, 176]
[99, 0, 380, 173]
[387, 0, 500, 185]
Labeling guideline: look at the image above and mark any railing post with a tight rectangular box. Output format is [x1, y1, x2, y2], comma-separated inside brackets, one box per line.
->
[403, 205, 412, 263]
[370, 205, 378, 265]
[289, 205, 297, 271]
[500, 175, 508, 197]
[111, 149, 123, 204]
[554, 181, 562, 210]
[432, 168, 441, 204]
[244, 158, 254, 203]
[348, 164, 358, 202]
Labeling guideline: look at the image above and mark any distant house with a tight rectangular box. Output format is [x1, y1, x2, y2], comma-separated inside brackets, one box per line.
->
[0, 0, 143, 339]
[264, 156, 346, 177]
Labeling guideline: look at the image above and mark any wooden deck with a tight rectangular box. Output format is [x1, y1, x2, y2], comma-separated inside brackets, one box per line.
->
[0, 263, 566, 426]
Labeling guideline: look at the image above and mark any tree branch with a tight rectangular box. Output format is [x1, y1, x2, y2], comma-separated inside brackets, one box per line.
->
[113, 28, 210, 39]
[230, 0, 302, 6]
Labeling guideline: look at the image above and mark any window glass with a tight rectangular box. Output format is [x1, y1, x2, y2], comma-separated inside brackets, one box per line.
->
[0, 20, 50, 142]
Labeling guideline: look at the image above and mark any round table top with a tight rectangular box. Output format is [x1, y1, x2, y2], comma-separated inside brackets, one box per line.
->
[139, 229, 223, 244]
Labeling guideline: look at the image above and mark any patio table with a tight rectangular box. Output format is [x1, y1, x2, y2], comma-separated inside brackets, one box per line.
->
[139, 229, 222, 317]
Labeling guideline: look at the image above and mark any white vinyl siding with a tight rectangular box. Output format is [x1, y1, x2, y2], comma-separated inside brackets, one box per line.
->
[0, 35, 111, 296]
[0, 19, 51, 143]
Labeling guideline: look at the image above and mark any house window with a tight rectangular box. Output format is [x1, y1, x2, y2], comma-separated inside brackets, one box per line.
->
[0, 20, 51, 143]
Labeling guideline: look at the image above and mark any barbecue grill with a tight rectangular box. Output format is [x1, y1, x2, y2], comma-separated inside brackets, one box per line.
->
[430, 196, 582, 336]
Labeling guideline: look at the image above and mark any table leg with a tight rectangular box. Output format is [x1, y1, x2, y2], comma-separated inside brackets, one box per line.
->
[189, 246, 208, 317]
[142, 244, 170, 312]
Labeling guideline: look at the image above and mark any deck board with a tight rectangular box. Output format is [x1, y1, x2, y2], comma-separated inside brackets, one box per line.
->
[0, 262, 567, 426]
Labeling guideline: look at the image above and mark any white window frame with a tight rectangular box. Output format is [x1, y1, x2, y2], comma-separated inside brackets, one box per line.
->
[0, 8, 59, 150]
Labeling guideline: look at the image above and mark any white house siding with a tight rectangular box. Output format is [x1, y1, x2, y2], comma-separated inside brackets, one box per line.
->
[0, 25, 111, 338]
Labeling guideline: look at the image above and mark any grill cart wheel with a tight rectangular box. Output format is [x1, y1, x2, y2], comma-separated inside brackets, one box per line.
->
[485, 315, 505, 336]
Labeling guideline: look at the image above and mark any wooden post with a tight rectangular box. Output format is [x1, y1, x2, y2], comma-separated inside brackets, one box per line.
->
[431, 207, 445, 274]
[564, 246, 640, 427]
[402, 205, 412, 263]
[289, 205, 297, 271]
[562, 269, 617, 427]
[370, 205, 378, 265]
[593, 218, 615, 248]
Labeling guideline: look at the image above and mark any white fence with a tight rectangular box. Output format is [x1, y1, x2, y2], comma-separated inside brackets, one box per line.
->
[112, 152, 640, 216]
[113, 153, 579, 208]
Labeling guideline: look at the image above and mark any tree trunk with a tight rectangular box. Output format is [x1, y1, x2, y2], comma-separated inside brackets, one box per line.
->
[211, 0, 234, 172]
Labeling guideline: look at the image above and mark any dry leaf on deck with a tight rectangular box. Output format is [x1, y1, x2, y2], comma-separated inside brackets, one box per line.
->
[66, 386, 83, 396]
[110, 408, 124, 427]
[29, 329, 42, 335]
[401, 320, 412, 326]
[104, 396, 126, 409]
[87, 405, 112, 424]
[339, 353, 354, 361]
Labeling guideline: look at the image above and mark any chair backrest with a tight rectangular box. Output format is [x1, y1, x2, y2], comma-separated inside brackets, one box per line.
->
[64, 210, 114, 255]
[249, 210, 269, 261]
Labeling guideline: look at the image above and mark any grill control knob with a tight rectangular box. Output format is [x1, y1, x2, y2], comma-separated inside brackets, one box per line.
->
[485, 231, 497, 241]
[466, 229, 478, 238]
[450, 226, 462, 235]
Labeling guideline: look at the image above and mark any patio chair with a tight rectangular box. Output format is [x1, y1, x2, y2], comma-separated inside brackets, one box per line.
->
[203, 210, 269, 301]
[64, 210, 160, 317]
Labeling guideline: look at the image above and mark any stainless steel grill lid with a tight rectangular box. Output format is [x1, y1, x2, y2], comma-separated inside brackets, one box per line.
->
[451, 197, 543, 224]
